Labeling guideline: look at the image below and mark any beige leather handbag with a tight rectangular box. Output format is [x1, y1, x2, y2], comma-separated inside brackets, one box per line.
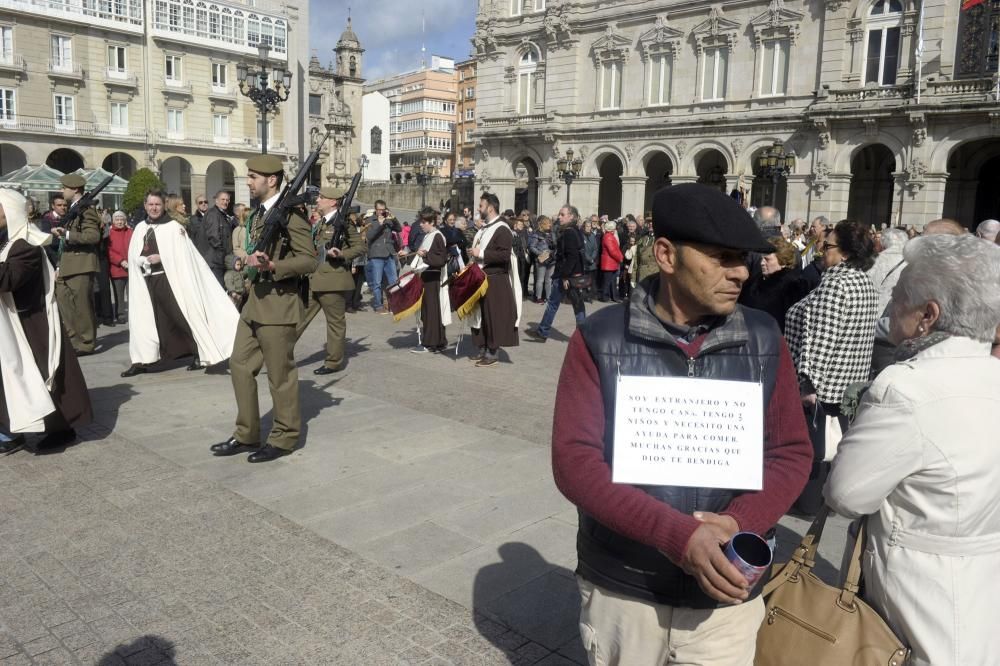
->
[754, 507, 910, 666]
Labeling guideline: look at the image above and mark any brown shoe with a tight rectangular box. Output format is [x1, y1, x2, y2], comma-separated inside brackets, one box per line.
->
[378, 305, 390, 314]
[475, 356, 498, 368]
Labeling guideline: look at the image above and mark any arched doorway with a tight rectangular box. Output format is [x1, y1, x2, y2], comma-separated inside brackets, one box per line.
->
[102, 152, 137, 179]
[695, 149, 728, 193]
[643, 152, 673, 212]
[942, 139, 1000, 227]
[848, 144, 895, 228]
[598, 154, 623, 218]
[513, 158, 539, 213]
[206, 159, 236, 201]
[46, 148, 84, 174]
[0, 144, 27, 175]
[160, 156, 193, 208]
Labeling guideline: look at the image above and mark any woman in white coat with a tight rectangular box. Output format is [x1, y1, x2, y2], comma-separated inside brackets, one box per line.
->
[824, 233, 1000, 666]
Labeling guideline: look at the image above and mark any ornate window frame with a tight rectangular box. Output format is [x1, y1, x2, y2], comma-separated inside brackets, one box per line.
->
[591, 24, 632, 111]
[691, 7, 740, 103]
[638, 16, 683, 107]
[750, 0, 803, 97]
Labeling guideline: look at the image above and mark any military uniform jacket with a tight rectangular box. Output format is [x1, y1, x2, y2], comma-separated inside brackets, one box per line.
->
[58, 207, 101, 277]
[241, 206, 316, 326]
[309, 211, 364, 293]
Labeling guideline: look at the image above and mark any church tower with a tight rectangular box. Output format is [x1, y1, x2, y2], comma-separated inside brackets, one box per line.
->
[335, 17, 364, 81]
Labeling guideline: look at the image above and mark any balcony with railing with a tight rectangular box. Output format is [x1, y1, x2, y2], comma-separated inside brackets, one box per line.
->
[5, 0, 143, 34]
[151, 0, 288, 61]
[0, 55, 27, 78]
[104, 68, 139, 89]
[480, 113, 549, 128]
[0, 116, 148, 141]
[162, 79, 194, 96]
[48, 61, 85, 81]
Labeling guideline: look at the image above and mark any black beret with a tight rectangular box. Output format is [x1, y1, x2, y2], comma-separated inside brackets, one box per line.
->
[652, 184, 773, 253]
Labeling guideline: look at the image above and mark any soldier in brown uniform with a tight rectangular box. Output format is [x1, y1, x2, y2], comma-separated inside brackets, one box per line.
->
[50, 174, 101, 354]
[211, 155, 316, 463]
[294, 187, 364, 374]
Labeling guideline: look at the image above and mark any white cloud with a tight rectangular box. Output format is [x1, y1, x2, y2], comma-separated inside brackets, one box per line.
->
[309, 0, 476, 78]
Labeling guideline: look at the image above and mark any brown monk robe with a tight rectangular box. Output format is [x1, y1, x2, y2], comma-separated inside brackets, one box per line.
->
[420, 232, 449, 350]
[473, 223, 520, 351]
[141, 224, 198, 363]
[0, 239, 92, 444]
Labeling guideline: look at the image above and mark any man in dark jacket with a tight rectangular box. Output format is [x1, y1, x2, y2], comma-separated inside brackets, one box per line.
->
[195, 191, 232, 285]
[526, 205, 586, 342]
[551, 185, 812, 665]
[364, 200, 401, 313]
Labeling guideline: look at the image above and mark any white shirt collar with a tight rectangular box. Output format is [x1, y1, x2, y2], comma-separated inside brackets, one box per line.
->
[261, 192, 281, 212]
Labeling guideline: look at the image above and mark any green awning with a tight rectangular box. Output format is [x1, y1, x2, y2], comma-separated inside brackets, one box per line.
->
[0, 164, 66, 191]
[71, 167, 129, 195]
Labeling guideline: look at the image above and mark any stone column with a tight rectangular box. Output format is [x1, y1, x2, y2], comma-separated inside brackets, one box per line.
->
[491, 178, 517, 212]
[807, 174, 851, 222]
[670, 175, 699, 185]
[234, 176, 250, 206]
[898, 173, 949, 229]
[572, 177, 602, 217]
[785, 175, 812, 222]
[190, 173, 208, 206]
[621, 176, 646, 219]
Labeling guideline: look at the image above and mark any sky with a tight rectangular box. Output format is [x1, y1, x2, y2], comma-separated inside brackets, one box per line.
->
[309, 0, 478, 80]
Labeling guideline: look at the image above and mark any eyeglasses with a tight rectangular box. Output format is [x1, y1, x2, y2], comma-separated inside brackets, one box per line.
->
[821, 242, 840, 251]
[197, 200, 208, 205]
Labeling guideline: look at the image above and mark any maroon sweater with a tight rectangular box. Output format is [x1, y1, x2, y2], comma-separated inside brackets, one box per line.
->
[552, 329, 812, 565]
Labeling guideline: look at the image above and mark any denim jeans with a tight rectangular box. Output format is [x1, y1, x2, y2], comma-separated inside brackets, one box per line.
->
[365, 256, 398, 309]
[602, 269, 620, 301]
[533, 262, 553, 301]
[537, 276, 586, 338]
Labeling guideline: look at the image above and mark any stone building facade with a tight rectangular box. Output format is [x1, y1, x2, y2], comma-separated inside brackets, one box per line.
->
[455, 57, 478, 176]
[473, 0, 1000, 229]
[0, 0, 309, 207]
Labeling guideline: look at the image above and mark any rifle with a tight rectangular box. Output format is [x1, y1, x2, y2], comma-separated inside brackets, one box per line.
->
[325, 168, 363, 255]
[250, 131, 330, 266]
[57, 171, 116, 260]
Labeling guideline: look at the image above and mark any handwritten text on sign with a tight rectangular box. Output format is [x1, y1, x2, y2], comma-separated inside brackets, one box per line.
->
[612, 375, 764, 490]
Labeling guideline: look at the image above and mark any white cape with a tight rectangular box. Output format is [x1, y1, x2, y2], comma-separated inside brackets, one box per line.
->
[0, 189, 60, 432]
[410, 228, 452, 327]
[469, 218, 522, 328]
[127, 220, 239, 365]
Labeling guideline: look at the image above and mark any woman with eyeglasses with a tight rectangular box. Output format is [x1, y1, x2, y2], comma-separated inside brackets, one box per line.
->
[784, 219, 880, 514]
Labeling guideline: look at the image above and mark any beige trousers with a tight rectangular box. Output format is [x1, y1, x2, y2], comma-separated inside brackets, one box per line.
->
[577, 578, 765, 666]
[55, 273, 96, 353]
[230, 319, 299, 450]
[295, 290, 348, 369]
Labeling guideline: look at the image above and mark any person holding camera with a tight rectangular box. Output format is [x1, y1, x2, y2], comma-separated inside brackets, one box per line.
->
[364, 200, 401, 313]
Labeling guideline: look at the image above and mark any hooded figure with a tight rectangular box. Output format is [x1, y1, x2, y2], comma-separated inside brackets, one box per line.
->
[0, 188, 92, 450]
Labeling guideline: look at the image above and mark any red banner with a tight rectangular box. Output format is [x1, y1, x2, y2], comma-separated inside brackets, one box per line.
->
[963, 0, 986, 10]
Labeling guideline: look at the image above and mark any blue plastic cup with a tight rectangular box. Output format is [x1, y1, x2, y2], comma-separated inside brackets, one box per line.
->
[723, 532, 773, 587]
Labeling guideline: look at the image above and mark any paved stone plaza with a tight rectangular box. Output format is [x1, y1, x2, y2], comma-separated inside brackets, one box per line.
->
[0, 298, 849, 665]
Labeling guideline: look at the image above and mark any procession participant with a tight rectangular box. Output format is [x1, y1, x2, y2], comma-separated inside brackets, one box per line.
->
[294, 187, 364, 374]
[468, 192, 521, 367]
[211, 155, 316, 464]
[120, 190, 239, 378]
[409, 207, 451, 354]
[50, 174, 101, 355]
[0, 189, 92, 452]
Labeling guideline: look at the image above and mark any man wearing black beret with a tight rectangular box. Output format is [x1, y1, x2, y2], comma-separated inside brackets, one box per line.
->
[551, 184, 813, 664]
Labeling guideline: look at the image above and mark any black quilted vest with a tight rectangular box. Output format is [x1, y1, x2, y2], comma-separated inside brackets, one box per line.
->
[576, 281, 782, 608]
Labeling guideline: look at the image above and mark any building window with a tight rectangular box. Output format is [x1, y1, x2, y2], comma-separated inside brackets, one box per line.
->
[702, 47, 728, 101]
[165, 54, 181, 82]
[167, 108, 183, 137]
[371, 126, 382, 154]
[308, 93, 323, 116]
[0, 88, 14, 125]
[107, 45, 127, 77]
[51, 35, 72, 72]
[213, 113, 229, 142]
[864, 0, 902, 86]
[110, 102, 128, 133]
[256, 119, 272, 147]
[212, 62, 227, 90]
[54, 94, 74, 130]
[0, 27, 12, 63]
[600, 61, 623, 110]
[465, 129, 473, 142]
[648, 53, 672, 106]
[349, 55, 357, 77]
[517, 47, 539, 114]
[465, 87, 475, 99]
[759, 38, 789, 96]
[465, 108, 475, 121]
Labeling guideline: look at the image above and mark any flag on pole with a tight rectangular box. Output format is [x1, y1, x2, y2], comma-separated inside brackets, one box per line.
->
[963, 0, 986, 10]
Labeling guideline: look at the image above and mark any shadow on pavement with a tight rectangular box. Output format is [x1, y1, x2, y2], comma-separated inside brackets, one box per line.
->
[387, 329, 420, 350]
[298, 336, 372, 368]
[95, 328, 130, 354]
[773, 523, 839, 584]
[260, 379, 340, 452]
[97, 635, 177, 664]
[88, 383, 139, 433]
[473, 542, 584, 664]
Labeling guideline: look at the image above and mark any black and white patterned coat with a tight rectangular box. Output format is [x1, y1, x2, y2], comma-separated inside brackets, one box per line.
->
[785, 263, 880, 405]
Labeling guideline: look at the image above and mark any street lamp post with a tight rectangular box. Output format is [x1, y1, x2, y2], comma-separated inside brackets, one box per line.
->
[556, 148, 584, 205]
[237, 43, 292, 155]
[754, 141, 796, 208]
[358, 154, 369, 181]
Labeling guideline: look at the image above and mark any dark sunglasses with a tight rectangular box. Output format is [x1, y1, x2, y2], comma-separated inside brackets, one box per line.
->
[821, 242, 839, 251]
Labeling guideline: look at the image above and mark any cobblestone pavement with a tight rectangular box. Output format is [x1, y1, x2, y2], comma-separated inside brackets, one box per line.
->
[0, 295, 848, 665]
